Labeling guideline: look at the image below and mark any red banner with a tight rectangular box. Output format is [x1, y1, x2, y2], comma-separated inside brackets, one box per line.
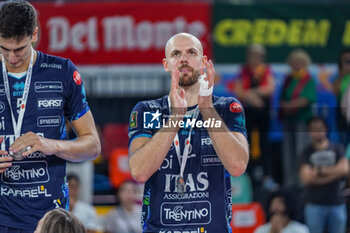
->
[33, 2, 211, 65]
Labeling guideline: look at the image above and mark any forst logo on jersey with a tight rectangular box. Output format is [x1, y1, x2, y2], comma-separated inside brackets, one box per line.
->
[144, 110, 162, 129]
[1, 161, 50, 185]
[161, 201, 211, 226]
[38, 98, 63, 110]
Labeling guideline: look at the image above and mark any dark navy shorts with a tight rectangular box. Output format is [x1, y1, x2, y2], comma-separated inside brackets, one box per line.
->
[0, 226, 33, 233]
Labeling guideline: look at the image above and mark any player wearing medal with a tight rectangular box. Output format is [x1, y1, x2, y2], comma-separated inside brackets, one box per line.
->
[0, 1, 100, 232]
[128, 33, 249, 232]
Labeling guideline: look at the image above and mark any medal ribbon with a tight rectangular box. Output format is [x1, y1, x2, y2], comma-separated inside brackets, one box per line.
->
[2, 48, 34, 139]
[168, 97, 199, 180]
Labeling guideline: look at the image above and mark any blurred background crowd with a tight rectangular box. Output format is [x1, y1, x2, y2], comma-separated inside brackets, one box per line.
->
[12, 0, 350, 232]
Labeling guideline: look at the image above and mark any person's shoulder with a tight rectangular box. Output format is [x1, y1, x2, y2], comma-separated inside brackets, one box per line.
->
[37, 51, 73, 68]
[213, 95, 244, 111]
[75, 200, 96, 213]
[253, 223, 270, 233]
[287, 221, 310, 233]
[134, 95, 168, 111]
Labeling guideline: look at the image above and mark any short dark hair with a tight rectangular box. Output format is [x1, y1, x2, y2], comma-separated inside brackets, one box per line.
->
[265, 190, 299, 221]
[0, 1, 37, 40]
[307, 115, 328, 130]
[40, 208, 85, 233]
[67, 173, 80, 184]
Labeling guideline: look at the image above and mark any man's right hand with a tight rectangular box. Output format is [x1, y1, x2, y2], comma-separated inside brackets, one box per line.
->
[169, 68, 187, 117]
[0, 137, 12, 173]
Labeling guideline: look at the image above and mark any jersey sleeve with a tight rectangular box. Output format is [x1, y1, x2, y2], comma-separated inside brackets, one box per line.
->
[128, 102, 155, 146]
[222, 98, 247, 138]
[64, 59, 89, 121]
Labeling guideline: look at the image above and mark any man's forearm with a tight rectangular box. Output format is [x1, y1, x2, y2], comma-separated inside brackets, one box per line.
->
[200, 108, 249, 177]
[129, 120, 180, 183]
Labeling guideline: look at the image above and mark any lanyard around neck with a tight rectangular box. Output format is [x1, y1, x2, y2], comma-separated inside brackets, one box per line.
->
[167, 96, 199, 178]
[2, 48, 34, 139]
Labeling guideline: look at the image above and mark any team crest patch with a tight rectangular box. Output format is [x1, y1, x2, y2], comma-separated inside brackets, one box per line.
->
[73, 70, 82, 85]
[229, 102, 242, 113]
[130, 111, 138, 129]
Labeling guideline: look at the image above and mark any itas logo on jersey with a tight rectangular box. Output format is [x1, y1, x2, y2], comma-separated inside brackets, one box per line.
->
[144, 110, 161, 129]
[38, 98, 63, 110]
[12, 81, 24, 97]
[161, 201, 211, 226]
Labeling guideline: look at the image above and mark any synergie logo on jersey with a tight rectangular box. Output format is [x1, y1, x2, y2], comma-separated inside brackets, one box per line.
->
[144, 110, 162, 129]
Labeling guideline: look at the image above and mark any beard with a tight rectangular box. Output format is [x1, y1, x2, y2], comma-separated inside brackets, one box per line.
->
[178, 64, 200, 87]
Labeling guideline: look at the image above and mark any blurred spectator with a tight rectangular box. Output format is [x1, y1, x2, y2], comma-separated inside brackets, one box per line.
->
[280, 49, 316, 187]
[299, 116, 348, 233]
[35, 208, 85, 233]
[104, 180, 142, 233]
[333, 49, 350, 145]
[254, 190, 309, 233]
[234, 44, 276, 189]
[68, 173, 100, 233]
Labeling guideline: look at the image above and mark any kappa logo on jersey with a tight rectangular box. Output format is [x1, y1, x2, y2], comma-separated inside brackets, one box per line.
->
[229, 102, 242, 113]
[37, 116, 61, 127]
[144, 110, 162, 129]
[73, 70, 82, 85]
[38, 98, 63, 110]
[34, 81, 63, 93]
[0, 101, 5, 113]
[1, 161, 50, 185]
[12, 81, 24, 97]
[0, 85, 5, 96]
[161, 201, 211, 226]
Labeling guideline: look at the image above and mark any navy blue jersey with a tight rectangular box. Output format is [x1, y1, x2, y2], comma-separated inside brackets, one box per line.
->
[129, 95, 246, 233]
[0, 51, 89, 230]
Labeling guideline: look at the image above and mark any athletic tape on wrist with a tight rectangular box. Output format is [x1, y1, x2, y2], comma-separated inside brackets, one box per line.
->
[198, 73, 213, 96]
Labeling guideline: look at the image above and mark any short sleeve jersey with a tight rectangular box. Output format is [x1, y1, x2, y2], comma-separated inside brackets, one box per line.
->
[299, 143, 345, 205]
[0, 51, 89, 230]
[128, 95, 246, 233]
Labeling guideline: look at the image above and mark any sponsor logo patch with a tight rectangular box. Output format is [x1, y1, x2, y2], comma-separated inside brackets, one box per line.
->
[129, 111, 138, 129]
[1, 161, 50, 185]
[73, 70, 82, 85]
[37, 116, 61, 127]
[229, 102, 242, 113]
[161, 201, 211, 226]
[201, 155, 222, 166]
[34, 81, 63, 93]
[38, 98, 63, 110]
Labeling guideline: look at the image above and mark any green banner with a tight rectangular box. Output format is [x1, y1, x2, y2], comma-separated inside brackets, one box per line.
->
[213, 4, 350, 63]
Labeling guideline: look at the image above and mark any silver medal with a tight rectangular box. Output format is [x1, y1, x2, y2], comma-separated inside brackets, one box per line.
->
[176, 176, 185, 194]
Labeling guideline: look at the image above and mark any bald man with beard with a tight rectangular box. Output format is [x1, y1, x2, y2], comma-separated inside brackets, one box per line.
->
[128, 33, 249, 233]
